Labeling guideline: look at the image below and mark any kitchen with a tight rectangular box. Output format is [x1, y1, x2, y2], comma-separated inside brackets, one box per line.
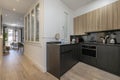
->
[1, 0, 120, 80]
[47, 0, 120, 79]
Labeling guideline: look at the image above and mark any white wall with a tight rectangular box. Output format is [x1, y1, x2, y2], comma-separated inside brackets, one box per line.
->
[74, 0, 118, 17]
[24, 0, 74, 72]
[44, 0, 74, 40]
[24, 0, 45, 72]
[0, 8, 2, 34]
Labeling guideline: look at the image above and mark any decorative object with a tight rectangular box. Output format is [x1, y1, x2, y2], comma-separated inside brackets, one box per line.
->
[55, 33, 60, 40]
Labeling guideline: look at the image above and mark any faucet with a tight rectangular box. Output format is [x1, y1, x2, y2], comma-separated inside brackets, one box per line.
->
[100, 35, 109, 44]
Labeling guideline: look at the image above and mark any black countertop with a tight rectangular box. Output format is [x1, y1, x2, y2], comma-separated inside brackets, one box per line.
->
[47, 41, 79, 46]
[80, 42, 120, 47]
[47, 41, 120, 47]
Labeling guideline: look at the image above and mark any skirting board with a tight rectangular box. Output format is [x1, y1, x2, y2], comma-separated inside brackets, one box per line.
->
[24, 54, 46, 73]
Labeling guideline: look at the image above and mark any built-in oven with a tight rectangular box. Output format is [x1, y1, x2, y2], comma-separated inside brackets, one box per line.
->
[81, 44, 97, 66]
[82, 44, 97, 57]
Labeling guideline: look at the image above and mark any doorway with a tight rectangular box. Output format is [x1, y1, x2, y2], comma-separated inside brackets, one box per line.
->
[3, 25, 24, 54]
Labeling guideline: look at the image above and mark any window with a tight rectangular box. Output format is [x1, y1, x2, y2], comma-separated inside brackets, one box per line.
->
[28, 14, 30, 41]
[35, 4, 40, 41]
[25, 17, 27, 41]
[24, 3, 40, 42]
[31, 10, 35, 41]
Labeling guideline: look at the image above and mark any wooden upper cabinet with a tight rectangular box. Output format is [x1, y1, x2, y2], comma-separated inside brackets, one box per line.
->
[107, 3, 113, 30]
[87, 10, 98, 32]
[74, 17, 79, 35]
[74, 14, 87, 35]
[92, 10, 98, 31]
[73, 18, 76, 35]
[106, 1, 118, 30]
[83, 14, 87, 33]
[112, 2, 118, 29]
[74, 1, 119, 35]
[78, 16, 83, 34]
[79, 15, 86, 35]
[117, 1, 120, 28]
[98, 6, 108, 31]
[87, 11, 92, 32]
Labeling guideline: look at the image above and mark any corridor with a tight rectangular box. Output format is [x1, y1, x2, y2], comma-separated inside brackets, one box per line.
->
[0, 50, 120, 80]
[0, 50, 58, 80]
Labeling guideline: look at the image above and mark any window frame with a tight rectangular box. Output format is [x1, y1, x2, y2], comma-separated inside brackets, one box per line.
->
[24, 2, 40, 43]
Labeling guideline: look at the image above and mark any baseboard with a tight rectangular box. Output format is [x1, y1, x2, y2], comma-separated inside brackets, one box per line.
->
[24, 54, 46, 72]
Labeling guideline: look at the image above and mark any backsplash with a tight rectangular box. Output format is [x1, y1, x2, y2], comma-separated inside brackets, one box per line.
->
[71, 30, 120, 44]
[82, 31, 120, 43]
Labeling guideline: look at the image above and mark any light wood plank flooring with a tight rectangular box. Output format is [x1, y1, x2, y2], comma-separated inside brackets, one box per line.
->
[0, 50, 120, 80]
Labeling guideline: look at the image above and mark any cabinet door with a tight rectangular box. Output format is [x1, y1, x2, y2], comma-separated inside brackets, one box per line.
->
[97, 45, 120, 75]
[107, 3, 113, 30]
[61, 45, 78, 75]
[118, 4, 120, 28]
[98, 6, 107, 31]
[107, 1, 118, 30]
[73, 44, 81, 61]
[112, 2, 118, 29]
[74, 17, 79, 35]
[79, 16, 85, 35]
[87, 12, 93, 32]
[78, 16, 83, 34]
[82, 14, 87, 33]
[92, 10, 98, 31]
[87, 9, 102, 32]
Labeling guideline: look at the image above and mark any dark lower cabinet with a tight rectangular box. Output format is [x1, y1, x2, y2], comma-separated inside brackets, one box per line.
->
[47, 43, 79, 79]
[97, 45, 120, 75]
[47, 42, 120, 78]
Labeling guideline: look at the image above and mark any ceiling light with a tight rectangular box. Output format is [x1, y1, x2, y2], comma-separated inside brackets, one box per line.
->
[16, 0, 20, 2]
[13, 8, 16, 11]
[10, 24, 18, 26]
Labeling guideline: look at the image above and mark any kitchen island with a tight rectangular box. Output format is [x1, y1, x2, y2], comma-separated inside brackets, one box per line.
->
[47, 42, 80, 79]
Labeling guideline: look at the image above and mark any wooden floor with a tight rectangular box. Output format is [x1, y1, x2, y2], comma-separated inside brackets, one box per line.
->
[0, 50, 120, 80]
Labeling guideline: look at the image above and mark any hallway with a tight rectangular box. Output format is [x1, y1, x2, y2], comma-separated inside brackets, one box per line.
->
[0, 50, 58, 80]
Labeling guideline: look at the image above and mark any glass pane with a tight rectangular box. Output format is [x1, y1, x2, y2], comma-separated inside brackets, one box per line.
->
[28, 14, 30, 41]
[31, 10, 34, 41]
[25, 17, 27, 41]
[35, 4, 40, 41]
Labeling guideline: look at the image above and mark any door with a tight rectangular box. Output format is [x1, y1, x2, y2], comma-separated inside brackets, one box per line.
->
[62, 12, 69, 42]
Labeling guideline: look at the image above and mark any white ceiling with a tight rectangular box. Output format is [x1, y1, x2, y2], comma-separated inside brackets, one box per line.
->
[61, 0, 95, 11]
[0, 0, 38, 15]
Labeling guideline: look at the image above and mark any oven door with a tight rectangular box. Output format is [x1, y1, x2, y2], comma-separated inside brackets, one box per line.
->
[81, 45, 97, 66]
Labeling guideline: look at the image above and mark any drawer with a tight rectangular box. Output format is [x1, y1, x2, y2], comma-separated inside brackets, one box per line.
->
[61, 45, 73, 53]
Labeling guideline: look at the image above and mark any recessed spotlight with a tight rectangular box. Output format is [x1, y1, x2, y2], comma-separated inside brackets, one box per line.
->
[13, 8, 16, 11]
[16, 0, 20, 2]
[5, 14, 7, 16]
